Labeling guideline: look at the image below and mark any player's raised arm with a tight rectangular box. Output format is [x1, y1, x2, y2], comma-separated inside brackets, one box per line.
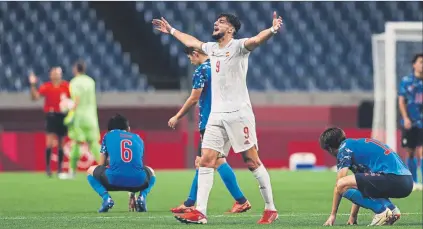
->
[244, 11, 283, 52]
[152, 17, 203, 50]
[29, 72, 42, 100]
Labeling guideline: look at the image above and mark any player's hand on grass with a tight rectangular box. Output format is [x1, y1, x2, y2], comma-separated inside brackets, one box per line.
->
[346, 215, 358, 225]
[404, 118, 412, 129]
[152, 17, 172, 34]
[28, 72, 38, 85]
[323, 214, 336, 226]
[168, 116, 179, 129]
[271, 11, 283, 32]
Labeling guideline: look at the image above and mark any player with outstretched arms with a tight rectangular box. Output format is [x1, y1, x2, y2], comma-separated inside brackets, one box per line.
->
[319, 127, 413, 226]
[398, 53, 423, 191]
[153, 12, 282, 224]
[87, 114, 156, 212]
[168, 47, 251, 214]
[61, 61, 101, 179]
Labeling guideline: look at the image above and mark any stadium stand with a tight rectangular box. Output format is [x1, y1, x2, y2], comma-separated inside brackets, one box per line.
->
[137, 1, 423, 91]
[1, 2, 422, 91]
[0, 1, 149, 92]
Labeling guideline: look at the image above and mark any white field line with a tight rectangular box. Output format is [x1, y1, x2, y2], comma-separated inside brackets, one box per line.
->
[0, 212, 421, 220]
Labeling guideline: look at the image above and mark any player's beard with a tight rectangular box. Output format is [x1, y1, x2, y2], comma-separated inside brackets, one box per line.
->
[212, 32, 225, 41]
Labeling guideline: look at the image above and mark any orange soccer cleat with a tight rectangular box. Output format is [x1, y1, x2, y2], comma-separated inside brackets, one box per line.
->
[170, 204, 195, 214]
[174, 209, 207, 224]
[257, 210, 279, 224]
[227, 200, 252, 213]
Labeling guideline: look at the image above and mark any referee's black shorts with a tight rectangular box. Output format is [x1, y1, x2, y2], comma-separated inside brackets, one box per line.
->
[45, 112, 67, 137]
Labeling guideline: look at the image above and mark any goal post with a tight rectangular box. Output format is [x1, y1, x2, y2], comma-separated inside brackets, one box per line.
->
[371, 21, 423, 152]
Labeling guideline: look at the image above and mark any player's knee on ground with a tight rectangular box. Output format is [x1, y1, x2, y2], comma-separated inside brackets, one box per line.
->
[241, 146, 261, 171]
[199, 148, 219, 168]
[87, 165, 97, 175]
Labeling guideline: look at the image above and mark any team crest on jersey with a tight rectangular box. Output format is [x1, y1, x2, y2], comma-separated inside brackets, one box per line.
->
[226, 52, 230, 57]
[408, 85, 414, 92]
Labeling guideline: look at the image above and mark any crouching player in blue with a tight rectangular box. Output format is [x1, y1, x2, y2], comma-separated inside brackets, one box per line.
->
[320, 127, 413, 226]
[87, 114, 156, 213]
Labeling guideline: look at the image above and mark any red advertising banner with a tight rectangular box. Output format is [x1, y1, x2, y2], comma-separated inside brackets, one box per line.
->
[0, 128, 402, 172]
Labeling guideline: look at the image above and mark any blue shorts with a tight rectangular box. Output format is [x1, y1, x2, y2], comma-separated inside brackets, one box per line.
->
[93, 165, 152, 192]
[355, 173, 413, 198]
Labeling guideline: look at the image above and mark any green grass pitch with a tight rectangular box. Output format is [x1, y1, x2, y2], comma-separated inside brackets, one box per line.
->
[0, 170, 421, 229]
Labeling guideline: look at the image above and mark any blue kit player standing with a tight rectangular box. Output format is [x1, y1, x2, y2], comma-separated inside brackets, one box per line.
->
[319, 127, 413, 226]
[398, 53, 423, 191]
[168, 47, 251, 214]
[86, 114, 156, 213]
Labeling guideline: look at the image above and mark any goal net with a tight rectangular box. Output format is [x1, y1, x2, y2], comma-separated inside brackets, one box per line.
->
[371, 22, 423, 152]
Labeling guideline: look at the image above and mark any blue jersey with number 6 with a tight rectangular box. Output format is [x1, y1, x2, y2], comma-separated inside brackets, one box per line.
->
[100, 130, 145, 187]
[337, 138, 411, 176]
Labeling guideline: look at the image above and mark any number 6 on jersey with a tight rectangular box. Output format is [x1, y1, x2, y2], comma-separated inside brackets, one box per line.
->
[120, 139, 133, 162]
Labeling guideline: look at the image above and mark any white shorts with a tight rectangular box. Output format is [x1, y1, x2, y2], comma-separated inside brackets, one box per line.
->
[202, 106, 258, 156]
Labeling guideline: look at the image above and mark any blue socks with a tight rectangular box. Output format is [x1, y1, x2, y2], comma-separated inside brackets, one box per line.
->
[374, 198, 395, 210]
[407, 157, 418, 183]
[342, 189, 386, 214]
[217, 163, 247, 204]
[184, 163, 247, 207]
[141, 176, 156, 198]
[184, 170, 198, 207]
[87, 175, 110, 201]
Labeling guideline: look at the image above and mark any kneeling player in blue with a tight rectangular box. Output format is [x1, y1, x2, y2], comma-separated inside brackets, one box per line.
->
[168, 47, 250, 214]
[87, 114, 156, 213]
[319, 127, 413, 226]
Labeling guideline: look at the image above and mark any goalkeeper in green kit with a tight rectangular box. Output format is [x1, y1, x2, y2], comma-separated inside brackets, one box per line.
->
[60, 61, 101, 179]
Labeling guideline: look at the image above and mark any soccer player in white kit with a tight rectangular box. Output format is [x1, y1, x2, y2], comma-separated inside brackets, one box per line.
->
[153, 12, 283, 225]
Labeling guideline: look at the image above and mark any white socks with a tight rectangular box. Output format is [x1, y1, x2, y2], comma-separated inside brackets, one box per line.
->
[253, 164, 277, 211]
[196, 167, 215, 215]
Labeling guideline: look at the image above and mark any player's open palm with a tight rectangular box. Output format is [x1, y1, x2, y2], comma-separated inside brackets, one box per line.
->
[28, 72, 38, 84]
[323, 215, 336, 226]
[152, 17, 172, 34]
[168, 116, 179, 129]
[272, 11, 283, 32]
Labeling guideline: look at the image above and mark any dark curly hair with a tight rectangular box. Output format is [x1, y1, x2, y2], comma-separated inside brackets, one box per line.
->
[319, 127, 346, 154]
[218, 13, 241, 36]
[107, 114, 130, 131]
[412, 53, 423, 64]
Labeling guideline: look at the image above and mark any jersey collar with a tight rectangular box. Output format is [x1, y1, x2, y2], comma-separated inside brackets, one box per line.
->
[219, 38, 234, 49]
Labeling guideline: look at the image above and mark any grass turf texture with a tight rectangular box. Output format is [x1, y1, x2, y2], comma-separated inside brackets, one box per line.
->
[0, 170, 421, 229]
